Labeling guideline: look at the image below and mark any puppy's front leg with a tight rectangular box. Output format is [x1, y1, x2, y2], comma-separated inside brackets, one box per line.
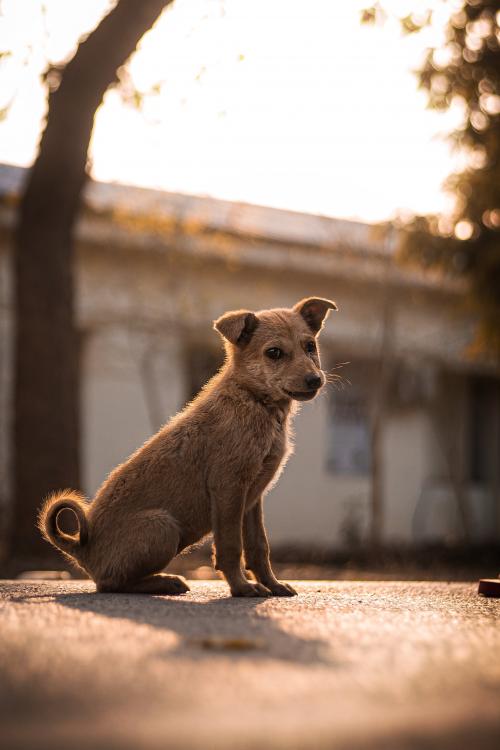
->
[212, 494, 272, 597]
[243, 498, 297, 596]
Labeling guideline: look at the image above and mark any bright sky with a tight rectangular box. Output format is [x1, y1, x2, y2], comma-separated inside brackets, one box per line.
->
[0, 0, 465, 223]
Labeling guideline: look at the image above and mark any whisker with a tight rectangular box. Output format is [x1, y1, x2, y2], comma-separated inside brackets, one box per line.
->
[322, 361, 351, 392]
[323, 376, 350, 392]
[327, 361, 351, 372]
[325, 372, 350, 385]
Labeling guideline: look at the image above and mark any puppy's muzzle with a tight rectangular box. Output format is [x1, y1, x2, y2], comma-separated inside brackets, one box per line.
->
[305, 374, 322, 390]
[285, 373, 323, 401]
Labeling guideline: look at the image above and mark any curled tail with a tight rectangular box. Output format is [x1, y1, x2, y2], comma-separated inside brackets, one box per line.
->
[38, 489, 89, 559]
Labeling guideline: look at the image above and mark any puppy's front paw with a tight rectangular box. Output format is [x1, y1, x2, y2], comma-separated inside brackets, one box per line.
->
[266, 581, 298, 597]
[231, 582, 272, 598]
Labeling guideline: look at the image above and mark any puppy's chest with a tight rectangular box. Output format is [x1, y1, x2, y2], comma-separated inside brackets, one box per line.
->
[267, 418, 289, 457]
[251, 405, 287, 451]
[255, 418, 289, 477]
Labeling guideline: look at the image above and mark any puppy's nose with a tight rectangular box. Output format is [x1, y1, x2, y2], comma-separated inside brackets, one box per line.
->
[305, 374, 322, 391]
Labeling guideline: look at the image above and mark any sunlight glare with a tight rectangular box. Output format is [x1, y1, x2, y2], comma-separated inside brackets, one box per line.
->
[0, 0, 465, 223]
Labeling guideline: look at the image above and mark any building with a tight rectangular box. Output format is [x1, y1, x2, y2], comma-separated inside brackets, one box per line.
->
[1, 163, 499, 548]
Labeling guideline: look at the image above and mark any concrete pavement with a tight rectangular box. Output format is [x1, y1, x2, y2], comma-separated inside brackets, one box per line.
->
[1, 579, 499, 749]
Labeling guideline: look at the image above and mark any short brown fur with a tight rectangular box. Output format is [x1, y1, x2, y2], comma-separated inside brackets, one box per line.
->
[39, 297, 337, 597]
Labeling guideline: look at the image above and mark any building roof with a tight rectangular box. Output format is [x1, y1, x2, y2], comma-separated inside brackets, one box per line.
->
[0, 161, 392, 256]
[0, 163, 483, 370]
[0, 162, 457, 294]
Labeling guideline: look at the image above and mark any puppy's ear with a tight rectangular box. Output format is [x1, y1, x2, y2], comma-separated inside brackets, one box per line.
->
[214, 310, 259, 346]
[294, 297, 338, 333]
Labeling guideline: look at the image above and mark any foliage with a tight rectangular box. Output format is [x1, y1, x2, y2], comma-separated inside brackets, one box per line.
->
[364, 1, 500, 360]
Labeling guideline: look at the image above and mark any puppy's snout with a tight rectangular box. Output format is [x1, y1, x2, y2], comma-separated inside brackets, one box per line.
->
[305, 374, 322, 391]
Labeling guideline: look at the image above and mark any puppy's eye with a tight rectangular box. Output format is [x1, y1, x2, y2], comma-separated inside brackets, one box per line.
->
[305, 341, 316, 354]
[266, 347, 283, 360]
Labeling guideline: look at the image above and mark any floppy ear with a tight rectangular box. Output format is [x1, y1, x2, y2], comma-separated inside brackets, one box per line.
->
[213, 310, 259, 346]
[294, 297, 338, 333]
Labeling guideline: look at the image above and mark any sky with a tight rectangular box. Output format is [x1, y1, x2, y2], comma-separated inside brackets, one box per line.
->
[0, 0, 466, 223]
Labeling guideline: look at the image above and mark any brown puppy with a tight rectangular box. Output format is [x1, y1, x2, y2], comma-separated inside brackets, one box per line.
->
[39, 297, 337, 597]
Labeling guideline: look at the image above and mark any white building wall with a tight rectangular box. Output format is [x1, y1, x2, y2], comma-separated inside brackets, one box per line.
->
[81, 326, 184, 497]
[1, 213, 497, 548]
[262, 393, 372, 546]
[382, 410, 436, 542]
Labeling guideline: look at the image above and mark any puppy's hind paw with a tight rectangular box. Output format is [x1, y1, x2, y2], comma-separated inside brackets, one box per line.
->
[166, 574, 191, 594]
[135, 573, 190, 595]
[98, 573, 190, 596]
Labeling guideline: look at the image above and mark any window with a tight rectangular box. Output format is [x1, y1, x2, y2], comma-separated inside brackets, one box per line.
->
[469, 376, 499, 484]
[326, 361, 372, 475]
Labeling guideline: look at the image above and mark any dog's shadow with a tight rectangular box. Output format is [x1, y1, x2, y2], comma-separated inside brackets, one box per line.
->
[49, 584, 331, 665]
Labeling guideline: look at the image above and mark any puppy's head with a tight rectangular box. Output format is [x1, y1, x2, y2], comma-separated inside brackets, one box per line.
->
[214, 297, 337, 402]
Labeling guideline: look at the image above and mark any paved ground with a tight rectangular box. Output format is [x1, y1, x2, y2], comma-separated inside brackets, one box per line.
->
[1, 580, 499, 750]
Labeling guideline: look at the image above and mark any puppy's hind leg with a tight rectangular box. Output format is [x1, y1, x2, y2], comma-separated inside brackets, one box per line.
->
[99, 573, 190, 595]
[95, 509, 190, 596]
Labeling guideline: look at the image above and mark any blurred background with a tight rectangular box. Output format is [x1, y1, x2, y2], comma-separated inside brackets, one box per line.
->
[0, 0, 499, 580]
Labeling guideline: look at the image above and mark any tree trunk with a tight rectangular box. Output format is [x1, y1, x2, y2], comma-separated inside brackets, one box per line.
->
[11, 0, 171, 565]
